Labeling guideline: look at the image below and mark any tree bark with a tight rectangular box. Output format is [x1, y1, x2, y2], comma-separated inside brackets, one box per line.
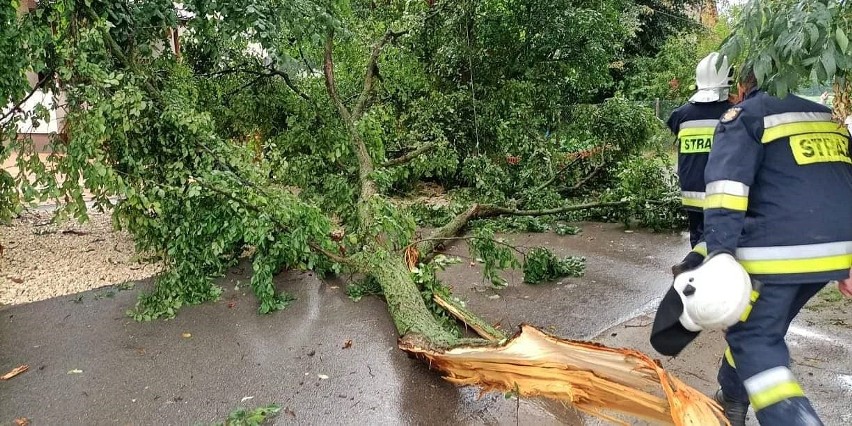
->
[416, 204, 481, 259]
[832, 77, 850, 123]
[433, 294, 506, 341]
[366, 250, 461, 347]
[323, 30, 461, 349]
[323, 32, 379, 230]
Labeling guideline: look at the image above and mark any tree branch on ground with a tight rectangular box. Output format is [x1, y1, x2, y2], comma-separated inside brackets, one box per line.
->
[6, 5, 726, 423]
[517, 156, 582, 204]
[569, 162, 606, 192]
[432, 294, 507, 341]
[416, 200, 629, 261]
[406, 235, 528, 258]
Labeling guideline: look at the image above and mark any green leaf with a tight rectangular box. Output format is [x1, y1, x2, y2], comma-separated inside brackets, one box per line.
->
[836, 27, 849, 53]
[820, 50, 837, 79]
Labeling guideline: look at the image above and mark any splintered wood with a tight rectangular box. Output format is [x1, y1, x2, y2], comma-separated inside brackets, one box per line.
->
[399, 325, 728, 426]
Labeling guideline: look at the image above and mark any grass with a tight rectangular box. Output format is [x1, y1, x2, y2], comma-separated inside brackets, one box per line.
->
[213, 403, 281, 426]
[805, 285, 848, 311]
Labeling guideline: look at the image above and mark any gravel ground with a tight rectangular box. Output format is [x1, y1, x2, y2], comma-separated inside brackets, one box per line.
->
[0, 211, 161, 306]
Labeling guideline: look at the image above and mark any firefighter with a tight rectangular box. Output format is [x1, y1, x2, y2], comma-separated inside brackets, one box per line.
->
[666, 52, 733, 249]
[652, 62, 852, 425]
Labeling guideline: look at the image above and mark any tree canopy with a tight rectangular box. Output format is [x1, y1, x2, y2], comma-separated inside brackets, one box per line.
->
[2, 0, 686, 320]
[721, 0, 851, 119]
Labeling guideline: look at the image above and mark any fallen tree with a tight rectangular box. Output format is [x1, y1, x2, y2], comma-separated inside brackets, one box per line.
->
[319, 28, 724, 424]
[1, 1, 714, 423]
[401, 325, 726, 425]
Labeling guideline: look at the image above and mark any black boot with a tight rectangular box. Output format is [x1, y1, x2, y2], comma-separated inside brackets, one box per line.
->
[715, 389, 749, 426]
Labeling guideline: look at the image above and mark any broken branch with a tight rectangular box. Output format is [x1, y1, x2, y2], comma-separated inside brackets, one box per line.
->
[520, 156, 582, 201]
[474, 200, 629, 219]
[415, 200, 628, 262]
[569, 162, 606, 192]
[433, 294, 507, 341]
[382, 142, 438, 168]
[308, 241, 352, 266]
[399, 324, 727, 425]
[407, 236, 527, 258]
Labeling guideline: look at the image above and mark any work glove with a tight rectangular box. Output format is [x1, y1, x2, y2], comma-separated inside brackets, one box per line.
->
[671, 251, 705, 277]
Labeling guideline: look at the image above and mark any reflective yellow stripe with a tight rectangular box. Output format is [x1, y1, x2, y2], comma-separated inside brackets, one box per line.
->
[724, 347, 736, 368]
[737, 241, 852, 260]
[750, 382, 805, 410]
[738, 290, 760, 321]
[681, 119, 720, 129]
[692, 242, 707, 256]
[739, 304, 753, 321]
[681, 197, 705, 208]
[739, 254, 852, 275]
[704, 193, 748, 211]
[678, 127, 716, 138]
[764, 111, 833, 128]
[745, 367, 806, 411]
[762, 121, 851, 143]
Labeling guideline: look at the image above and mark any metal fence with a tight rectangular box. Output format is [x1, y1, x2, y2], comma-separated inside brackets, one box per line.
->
[633, 99, 684, 122]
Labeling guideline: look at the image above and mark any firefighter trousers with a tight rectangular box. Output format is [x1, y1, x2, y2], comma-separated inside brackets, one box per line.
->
[717, 282, 826, 425]
[686, 210, 703, 248]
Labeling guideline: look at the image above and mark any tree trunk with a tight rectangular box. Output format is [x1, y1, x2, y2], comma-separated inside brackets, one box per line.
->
[399, 325, 728, 426]
[366, 248, 461, 348]
[323, 29, 725, 425]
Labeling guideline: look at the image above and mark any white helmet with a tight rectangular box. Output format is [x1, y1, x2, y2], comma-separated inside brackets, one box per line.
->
[689, 52, 732, 103]
[674, 252, 752, 331]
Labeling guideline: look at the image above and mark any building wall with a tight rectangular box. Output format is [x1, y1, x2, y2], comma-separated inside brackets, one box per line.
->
[4, 3, 182, 152]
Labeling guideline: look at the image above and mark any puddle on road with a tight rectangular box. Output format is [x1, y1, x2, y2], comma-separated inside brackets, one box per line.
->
[837, 375, 852, 393]
[788, 324, 852, 351]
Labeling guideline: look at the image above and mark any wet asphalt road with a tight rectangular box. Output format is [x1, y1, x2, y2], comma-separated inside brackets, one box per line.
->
[437, 222, 685, 341]
[2, 222, 849, 425]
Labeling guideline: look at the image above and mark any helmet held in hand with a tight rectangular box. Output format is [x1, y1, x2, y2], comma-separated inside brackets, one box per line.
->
[673, 252, 752, 332]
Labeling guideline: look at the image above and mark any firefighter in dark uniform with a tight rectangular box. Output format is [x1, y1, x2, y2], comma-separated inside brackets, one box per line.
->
[656, 63, 852, 425]
[666, 52, 734, 248]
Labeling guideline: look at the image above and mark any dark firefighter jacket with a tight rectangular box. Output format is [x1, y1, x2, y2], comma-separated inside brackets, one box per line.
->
[667, 100, 733, 211]
[694, 88, 852, 284]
